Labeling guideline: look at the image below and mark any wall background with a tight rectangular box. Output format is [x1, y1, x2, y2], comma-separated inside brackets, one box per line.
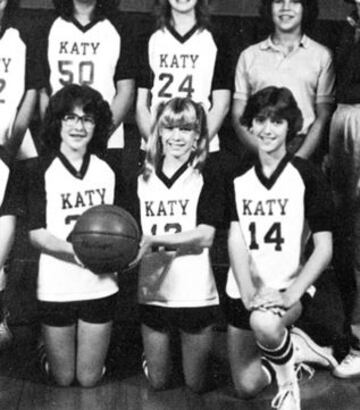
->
[20, 0, 354, 20]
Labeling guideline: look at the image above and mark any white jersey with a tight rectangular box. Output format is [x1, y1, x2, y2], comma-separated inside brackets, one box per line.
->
[226, 154, 333, 298]
[27, 150, 127, 302]
[44, 16, 135, 148]
[137, 161, 223, 307]
[138, 25, 231, 152]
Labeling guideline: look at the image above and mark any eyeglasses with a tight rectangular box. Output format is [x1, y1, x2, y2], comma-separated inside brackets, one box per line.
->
[62, 113, 96, 128]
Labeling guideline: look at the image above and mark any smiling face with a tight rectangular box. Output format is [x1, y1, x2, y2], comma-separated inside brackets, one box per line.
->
[272, 0, 303, 34]
[160, 123, 198, 162]
[60, 104, 96, 156]
[251, 114, 289, 156]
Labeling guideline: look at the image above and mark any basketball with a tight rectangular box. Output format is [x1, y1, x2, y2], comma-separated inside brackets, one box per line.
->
[70, 205, 140, 274]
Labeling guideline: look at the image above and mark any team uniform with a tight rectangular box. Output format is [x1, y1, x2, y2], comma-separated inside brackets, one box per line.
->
[40, 14, 135, 148]
[26, 150, 127, 310]
[137, 160, 223, 329]
[225, 154, 333, 328]
[138, 24, 232, 152]
[0, 147, 23, 290]
[0, 18, 44, 158]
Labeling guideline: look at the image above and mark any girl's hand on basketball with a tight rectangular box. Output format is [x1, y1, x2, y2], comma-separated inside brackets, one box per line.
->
[250, 288, 291, 312]
[123, 235, 153, 271]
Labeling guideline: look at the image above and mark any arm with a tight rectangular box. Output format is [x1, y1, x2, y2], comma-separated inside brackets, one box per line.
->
[39, 87, 50, 121]
[207, 89, 231, 141]
[295, 102, 334, 159]
[5, 90, 37, 158]
[283, 231, 332, 306]
[0, 216, 16, 270]
[135, 87, 152, 142]
[231, 98, 257, 153]
[228, 220, 256, 308]
[111, 79, 135, 129]
[29, 228, 79, 265]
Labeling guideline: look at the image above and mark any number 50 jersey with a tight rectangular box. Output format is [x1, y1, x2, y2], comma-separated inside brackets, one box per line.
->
[137, 161, 224, 308]
[226, 155, 333, 298]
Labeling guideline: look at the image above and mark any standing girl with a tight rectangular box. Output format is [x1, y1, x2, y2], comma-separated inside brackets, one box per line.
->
[136, 97, 224, 392]
[136, 0, 231, 155]
[27, 84, 128, 387]
[39, 0, 135, 148]
[225, 87, 334, 409]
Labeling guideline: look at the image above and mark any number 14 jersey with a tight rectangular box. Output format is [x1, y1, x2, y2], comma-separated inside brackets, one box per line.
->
[226, 154, 333, 298]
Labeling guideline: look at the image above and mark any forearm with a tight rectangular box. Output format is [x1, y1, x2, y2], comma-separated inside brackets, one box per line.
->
[207, 90, 231, 141]
[135, 88, 152, 141]
[7, 89, 37, 158]
[231, 99, 257, 153]
[29, 228, 77, 264]
[0, 216, 16, 269]
[39, 88, 50, 121]
[296, 104, 333, 159]
[149, 225, 215, 250]
[111, 79, 135, 128]
[228, 222, 256, 307]
[284, 232, 333, 305]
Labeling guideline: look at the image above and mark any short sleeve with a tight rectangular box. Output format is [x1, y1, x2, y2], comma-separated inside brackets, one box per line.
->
[26, 158, 48, 230]
[111, 17, 137, 82]
[211, 29, 233, 91]
[293, 157, 333, 233]
[196, 162, 225, 228]
[0, 160, 26, 217]
[315, 47, 335, 105]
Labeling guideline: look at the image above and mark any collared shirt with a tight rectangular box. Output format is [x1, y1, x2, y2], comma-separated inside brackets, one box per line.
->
[234, 35, 335, 134]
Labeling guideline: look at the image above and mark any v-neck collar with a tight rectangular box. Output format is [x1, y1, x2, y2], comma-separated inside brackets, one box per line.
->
[165, 23, 199, 44]
[58, 151, 91, 180]
[254, 152, 292, 190]
[156, 157, 191, 188]
[69, 15, 102, 33]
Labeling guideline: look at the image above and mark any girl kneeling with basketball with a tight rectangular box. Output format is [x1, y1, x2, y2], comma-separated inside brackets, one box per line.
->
[136, 97, 224, 392]
[225, 86, 333, 410]
[27, 84, 128, 387]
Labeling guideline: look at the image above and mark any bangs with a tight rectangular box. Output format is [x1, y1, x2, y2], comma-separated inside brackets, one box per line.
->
[257, 103, 289, 121]
[159, 106, 199, 130]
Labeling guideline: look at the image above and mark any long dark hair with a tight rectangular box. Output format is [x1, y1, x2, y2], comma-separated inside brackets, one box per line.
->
[1, 0, 19, 20]
[52, 0, 120, 20]
[259, 0, 319, 33]
[154, 0, 211, 30]
[241, 86, 303, 142]
[40, 84, 113, 155]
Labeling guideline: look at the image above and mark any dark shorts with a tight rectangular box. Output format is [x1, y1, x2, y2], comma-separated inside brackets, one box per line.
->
[38, 293, 118, 327]
[224, 292, 313, 331]
[139, 304, 220, 333]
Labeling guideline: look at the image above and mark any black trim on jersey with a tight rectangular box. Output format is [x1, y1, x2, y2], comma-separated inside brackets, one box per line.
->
[156, 156, 192, 189]
[58, 151, 91, 180]
[254, 152, 292, 190]
[165, 23, 199, 44]
[69, 15, 102, 33]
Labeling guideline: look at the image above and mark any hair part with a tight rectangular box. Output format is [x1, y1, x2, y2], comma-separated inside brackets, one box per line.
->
[40, 84, 113, 155]
[154, 0, 211, 30]
[241, 86, 303, 142]
[143, 97, 209, 181]
[259, 0, 319, 33]
[52, 0, 120, 20]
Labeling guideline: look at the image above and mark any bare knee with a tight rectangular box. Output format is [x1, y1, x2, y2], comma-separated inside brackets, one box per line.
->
[185, 375, 208, 393]
[52, 370, 75, 387]
[147, 371, 170, 391]
[233, 376, 264, 399]
[77, 369, 103, 388]
[250, 311, 283, 346]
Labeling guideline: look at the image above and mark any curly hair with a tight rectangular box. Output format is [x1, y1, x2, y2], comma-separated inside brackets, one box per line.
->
[52, 0, 120, 20]
[143, 97, 209, 181]
[40, 84, 113, 155]
[241, 86, 303, 143]
[154, 0, 211, 30]
[259, 0, 319, 33]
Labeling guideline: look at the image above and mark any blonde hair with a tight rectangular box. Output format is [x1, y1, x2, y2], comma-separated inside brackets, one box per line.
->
[143, 98, 209, 181]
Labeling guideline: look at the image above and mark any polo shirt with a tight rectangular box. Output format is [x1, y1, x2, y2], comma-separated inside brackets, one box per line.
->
[234, 35, 335, 134]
